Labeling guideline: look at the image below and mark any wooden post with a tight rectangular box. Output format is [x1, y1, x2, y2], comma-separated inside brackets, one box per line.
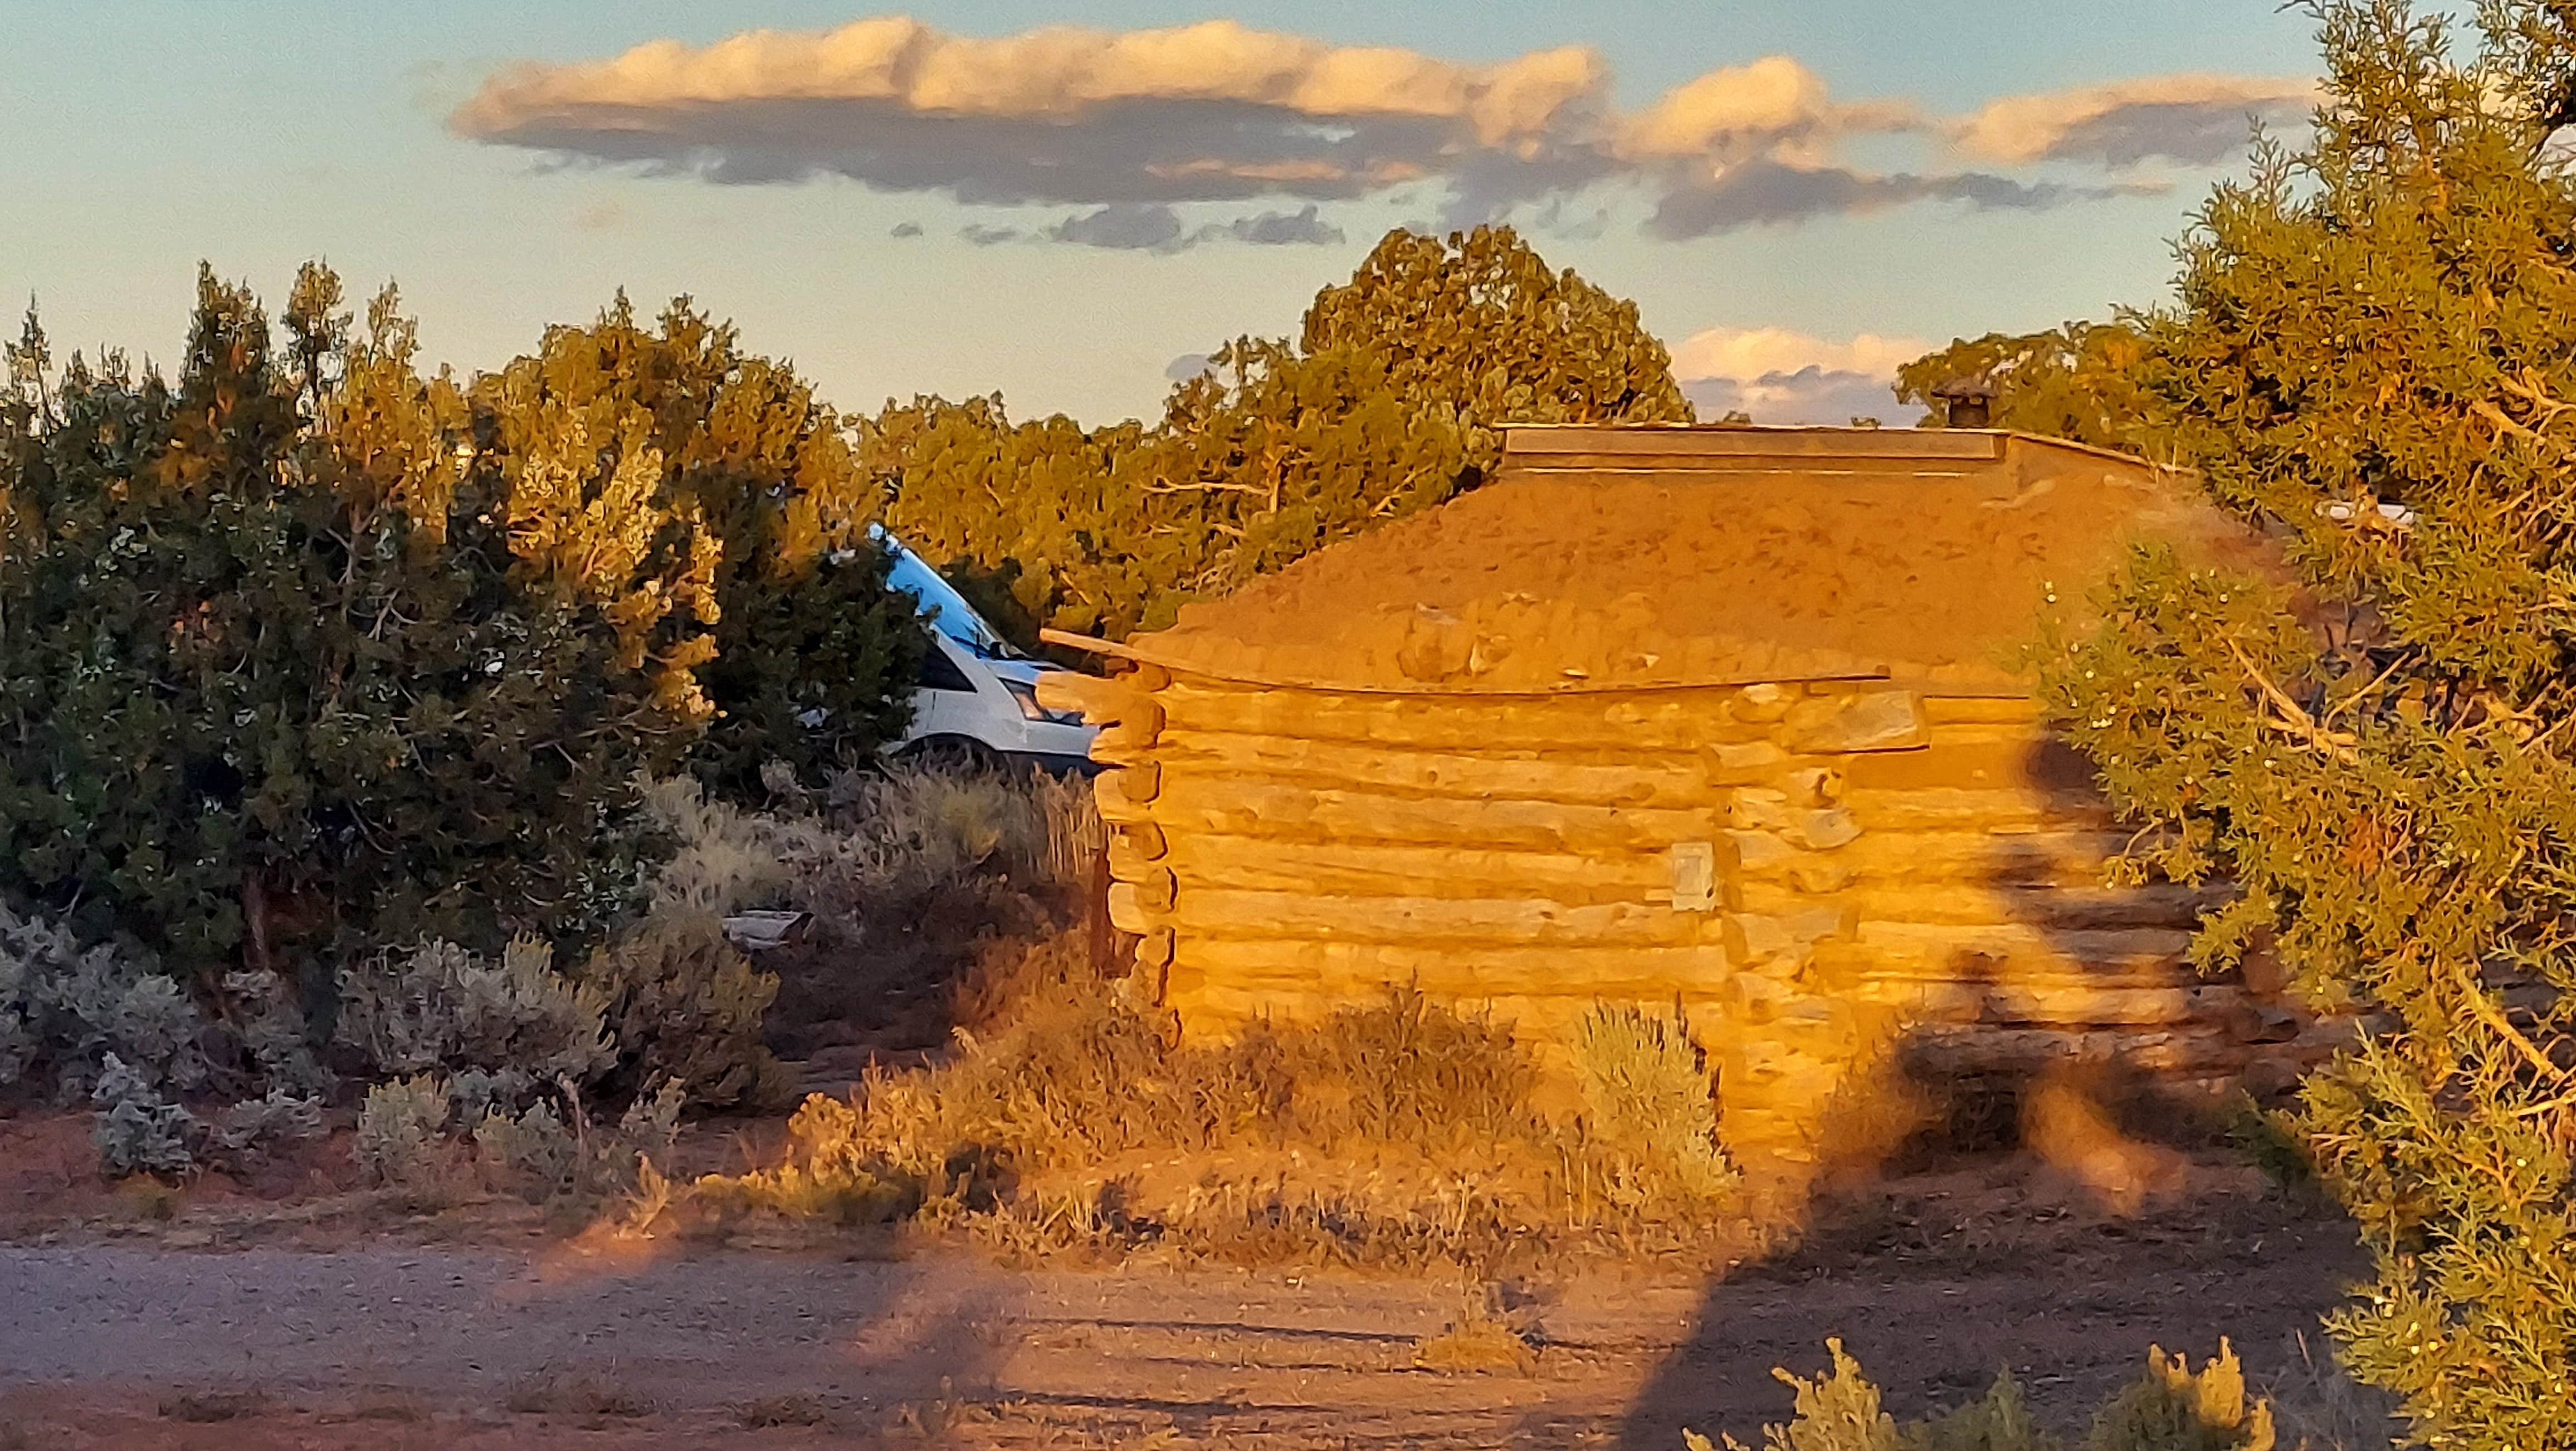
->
[1087, 840, 1115, 977]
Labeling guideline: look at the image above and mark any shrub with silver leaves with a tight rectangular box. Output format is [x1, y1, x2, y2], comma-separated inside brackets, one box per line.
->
[334, 937, 614, 1089]
[91, 1053, 201, 1178]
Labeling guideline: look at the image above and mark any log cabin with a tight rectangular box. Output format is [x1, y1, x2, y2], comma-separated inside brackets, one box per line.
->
[1036, 425, 2340, 1174]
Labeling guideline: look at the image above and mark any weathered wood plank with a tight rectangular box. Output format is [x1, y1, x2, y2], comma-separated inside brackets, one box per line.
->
[1157, 834, 1669, 904]
[1141, 775, 1724, 853]
[1166, 887, 1720, 948]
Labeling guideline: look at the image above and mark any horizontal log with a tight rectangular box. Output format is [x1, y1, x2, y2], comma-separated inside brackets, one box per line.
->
[1895, 1023, 2257, 1077]
[1172, 982, 1668, 1038]
[1809, 941, 2220, 992]
[1149, 731, 1760, 809]
[1172, 936, 1736, 997]
[1142, 775, 1723, 853]
[1745, 828, 2132, 887]
[1841, 736, 2102, 793]
[1736, 880, 2219, 932]
[1164, 887, 1724, 948]
[1919, 697, 2047, 725]
[1157, 834, 1671, 904]
[1841, 787, 2115, 831]
[1156, 679, 1788, 753]
[1838, 919, 2195, 971]
[1848, 977, 2255, 1028]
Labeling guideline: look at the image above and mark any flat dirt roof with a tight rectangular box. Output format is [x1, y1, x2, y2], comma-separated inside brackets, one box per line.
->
[1102, 430, 2275, 697]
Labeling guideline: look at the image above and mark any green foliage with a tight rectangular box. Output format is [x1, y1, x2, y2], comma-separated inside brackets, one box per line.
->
[1572, 1002, 1739, 1204]
[475, 296, 923, 794]
[870, 225, 1690, 641]
[1912, 1369, 2055, 1451]
[331, 936, 614, 1087]
[574, 912, 779, 1111]
[355, 1073, 451, 1189]
[0, 269, 679, 983]
[1892, 322, 2154, 449]
[0, 271, 925, 997]
[474, 1098, 575, 1201]
[0, 903, 206, 1103]
[2032, 4, 2576, 1446]
[1691, 1343, 2274, 1451]
[2081, 1343, 2274, 1451]
[90, 1053, 200, 1179]
[1760, 1338, 1902, 1451]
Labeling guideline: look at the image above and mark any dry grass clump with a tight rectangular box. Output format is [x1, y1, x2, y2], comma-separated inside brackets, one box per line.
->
[642, 762, 1092, 933]
[1686, 1337, 2284, 1451]
[692, 937, 1758, 1273]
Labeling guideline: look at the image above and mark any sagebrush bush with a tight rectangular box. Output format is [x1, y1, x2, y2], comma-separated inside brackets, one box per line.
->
[355, 1074, 451, 1189]
[1686, 1340, 2281, 1451]
[1573, 1003, 1738, 1204]
[575, 913, 779, 1110]
[0, 904, 206, 1102]
[333, 936, 614, 1088]
[90, 1054, 201, 1179]
[695, 944, 1752, 1269]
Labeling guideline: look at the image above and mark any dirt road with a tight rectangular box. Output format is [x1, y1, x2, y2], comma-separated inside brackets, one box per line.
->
[0, 1167, 2370, 1449]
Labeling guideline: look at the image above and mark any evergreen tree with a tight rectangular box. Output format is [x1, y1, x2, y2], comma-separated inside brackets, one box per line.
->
[475, 297, 923, 793]
[2045, 4, 2576, 1444]
[0, 267, 679, 987]
[870, 225, 1691, 641]
[1892, 320, 2153, 448]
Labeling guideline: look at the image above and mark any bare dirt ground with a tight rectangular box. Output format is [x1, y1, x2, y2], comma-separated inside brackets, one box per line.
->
[0, 1149, 2368, 1450]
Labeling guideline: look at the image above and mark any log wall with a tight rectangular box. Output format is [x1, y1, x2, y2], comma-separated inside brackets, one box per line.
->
[1035, 667, 2335, 1175]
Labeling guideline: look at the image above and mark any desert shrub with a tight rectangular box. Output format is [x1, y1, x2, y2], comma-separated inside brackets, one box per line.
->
[91, 1054, 202, 1179]
[202, 1089, 326, 1173]
[473, 1077, 684, 1213]
[219, 971, 333, 1099]
[1573, 1003, 1738, 1204]
[0, 905, 209, 1104]
[474, 1100, 577, 1202]
[1686, 1341, 2277, 1451]
[333, 937, 614, 1090]
[575, 913, 778, 1110]
[696, 946, 1752, 1270]
[2080, 1342, 2273, 1451]
[355, 1074, 451, 1188]
[643, 761, 1074, 941]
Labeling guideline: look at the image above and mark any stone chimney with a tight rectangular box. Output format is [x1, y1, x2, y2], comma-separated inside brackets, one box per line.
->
[1930, 376, 1996, 429]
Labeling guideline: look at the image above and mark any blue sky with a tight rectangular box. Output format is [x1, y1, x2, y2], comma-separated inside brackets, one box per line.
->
[3, 3, 2324, 425]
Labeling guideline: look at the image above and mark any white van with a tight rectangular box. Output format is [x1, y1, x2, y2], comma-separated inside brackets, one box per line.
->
[876, 529, 1100, 774]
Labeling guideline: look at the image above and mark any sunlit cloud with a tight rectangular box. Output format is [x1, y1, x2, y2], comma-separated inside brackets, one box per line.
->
[452, 17, 2289, 242]
[1951, 74, 2315, 167]
[1671, 325, 1930, 425]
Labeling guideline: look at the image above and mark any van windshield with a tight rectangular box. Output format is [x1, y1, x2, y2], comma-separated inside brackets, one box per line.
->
[870, 526, 1030, 661]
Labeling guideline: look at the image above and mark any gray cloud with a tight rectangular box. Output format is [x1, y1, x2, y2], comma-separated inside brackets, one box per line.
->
[1647, 159, 2162, 238]
[890, 220, 923, 237]
[967, 202, 1349, 254]
[452, 18, 2282, 238]
[1211, 203, 1345, 246]
[1165, 352, 1214, 381]
[1050, 203, 1187, 250]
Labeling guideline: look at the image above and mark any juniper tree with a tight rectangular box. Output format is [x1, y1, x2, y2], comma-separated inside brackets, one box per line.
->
[870, 225, 1691, 640]
[0, 267, 679, 990]
[474, 295, 923, 794]
[1892, 320, 2152, 447]
[2044, 4, 2576, 1444]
